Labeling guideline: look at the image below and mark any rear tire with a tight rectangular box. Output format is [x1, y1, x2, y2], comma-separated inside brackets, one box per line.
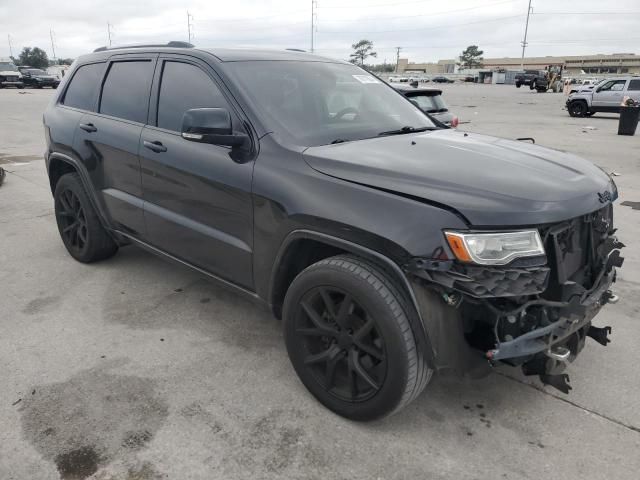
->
[283, 255, 432, 421]
[54, 173, 118, 263]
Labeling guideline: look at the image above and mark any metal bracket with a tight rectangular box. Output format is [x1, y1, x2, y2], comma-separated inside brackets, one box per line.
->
[587, 325, 612, 346]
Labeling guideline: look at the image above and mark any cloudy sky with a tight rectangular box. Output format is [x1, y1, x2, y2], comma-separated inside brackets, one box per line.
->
[1, 0, 639, 63]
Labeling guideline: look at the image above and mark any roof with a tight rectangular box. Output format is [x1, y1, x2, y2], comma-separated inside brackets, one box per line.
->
[201, 48, 343, 63]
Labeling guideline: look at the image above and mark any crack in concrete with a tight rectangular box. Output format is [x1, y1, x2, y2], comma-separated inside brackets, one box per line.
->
[496, 371, 640, 434]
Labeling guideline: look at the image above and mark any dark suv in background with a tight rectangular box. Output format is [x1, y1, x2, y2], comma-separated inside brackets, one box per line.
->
[44, 43, 623, 420]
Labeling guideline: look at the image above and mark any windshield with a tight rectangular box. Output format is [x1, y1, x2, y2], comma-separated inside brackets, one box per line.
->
[0, 62, 18, 72]
[407, 93, 447, 113]
[226, 61, 435, 147]
[26, 69, 47, 75]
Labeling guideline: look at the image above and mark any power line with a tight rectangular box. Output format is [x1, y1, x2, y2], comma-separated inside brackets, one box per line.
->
[395, 46, 401, 73]
[319, 14, 524, 34]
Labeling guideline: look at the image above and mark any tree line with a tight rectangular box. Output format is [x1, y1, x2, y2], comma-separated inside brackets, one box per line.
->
[9, 47, 73, 69]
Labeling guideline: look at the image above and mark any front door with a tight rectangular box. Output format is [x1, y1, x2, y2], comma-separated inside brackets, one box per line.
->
[591, 79, 628, 110]
[139, 57, 254, 289]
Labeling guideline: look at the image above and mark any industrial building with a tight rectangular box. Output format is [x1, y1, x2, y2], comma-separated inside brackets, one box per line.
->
[398, 53, 640, 76]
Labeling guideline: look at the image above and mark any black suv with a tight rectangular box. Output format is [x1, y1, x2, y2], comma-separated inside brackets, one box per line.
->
[44, 43, 623, 420]
[18, 67, 60, 88]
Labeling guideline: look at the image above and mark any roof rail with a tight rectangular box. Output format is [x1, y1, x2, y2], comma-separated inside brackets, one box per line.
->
[93, 41, 194, 53]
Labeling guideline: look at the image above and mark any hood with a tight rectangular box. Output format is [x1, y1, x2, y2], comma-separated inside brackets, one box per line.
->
[303, 129, 614, 226]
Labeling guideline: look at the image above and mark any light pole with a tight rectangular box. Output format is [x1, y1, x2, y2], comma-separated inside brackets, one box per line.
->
[520, 0, 533, 70]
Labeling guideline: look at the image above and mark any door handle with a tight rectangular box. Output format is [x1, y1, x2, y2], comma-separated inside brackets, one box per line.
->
[143, 140, 167, 153]
[79, 123, 97, 133]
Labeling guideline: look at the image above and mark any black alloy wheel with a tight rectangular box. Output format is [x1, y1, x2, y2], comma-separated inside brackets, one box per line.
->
[56, 188, 89, 256]
[569, 101, 588, 117]
[283, 255, 432, 421]
[53, 173, 118, 263]
[295, 286, 387, 402]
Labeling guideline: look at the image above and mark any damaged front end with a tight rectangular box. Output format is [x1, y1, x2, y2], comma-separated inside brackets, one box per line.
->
[407, 204, 624, 394]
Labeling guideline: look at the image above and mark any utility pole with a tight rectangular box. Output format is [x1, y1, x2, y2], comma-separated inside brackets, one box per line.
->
[107, 22, 114, 47]
[50, 29, 57, 64]
[520, 0, 532, 70]
[8, 34, 14, 58]
[310, 1, 317, 53]
[395, 46, 402, 73]
[187, 11, 194, 43]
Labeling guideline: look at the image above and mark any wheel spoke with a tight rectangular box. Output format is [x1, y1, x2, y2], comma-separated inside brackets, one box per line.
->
[296, 328, 329, 337]
[353, 318, 374, 340]
[59, 193, 72, 213]
[63, 222, 78, 234]
[319, 288, 336, 319]
[325, 352, 341, 389]
[78, 227, 87, 246]
[301, 301, 339, 336]
[335, 294, 352, 329]
[349, 348, 380, 391]
[354, 339, 384, 361]
[304, 347, 334, 365]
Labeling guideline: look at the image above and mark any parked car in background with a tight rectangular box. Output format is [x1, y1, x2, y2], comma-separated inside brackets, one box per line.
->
[0, 60, 24, 89]
[18, 67, 60, 89]
[515, 70, 541, 88]
[567, 76, 640, 117]
[44, 43, 623, 420]
[431, 76, 454, 83]
[568, 78, 607, 95]
[394, 83, 459, 127]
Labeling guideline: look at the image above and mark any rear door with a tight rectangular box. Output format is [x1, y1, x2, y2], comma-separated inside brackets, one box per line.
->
[591, 79, 628, 110]
[139, 56, 254, 288]
[73, 55, 157, 237]
[626, 78, 640, 103]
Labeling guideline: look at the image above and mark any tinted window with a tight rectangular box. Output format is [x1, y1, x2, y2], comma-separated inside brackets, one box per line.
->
[599, 80, 626, 92]
[157, 61, 230, 132]
[226, 61, 434, 147]
[100, 61, 154, 123]
[628, 79, 640, 91]
[63, 63, 104, 111]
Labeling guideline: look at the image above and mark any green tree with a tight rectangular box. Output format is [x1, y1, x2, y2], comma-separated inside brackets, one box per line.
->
[17, 47, 49, 69]
[349, 40, 377, 66]
[457, 45, 484, 71]
[54, 58, 75, 66]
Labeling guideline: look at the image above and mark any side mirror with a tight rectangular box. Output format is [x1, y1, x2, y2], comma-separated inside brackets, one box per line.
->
[181, 108, 249, 149]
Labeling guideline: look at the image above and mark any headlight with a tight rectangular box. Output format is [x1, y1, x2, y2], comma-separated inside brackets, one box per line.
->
[444, 230, 545, 265]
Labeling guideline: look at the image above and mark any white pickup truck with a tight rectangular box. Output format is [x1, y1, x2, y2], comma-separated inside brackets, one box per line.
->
[567, 76, 640, 117]
[0, 60, 23, 89]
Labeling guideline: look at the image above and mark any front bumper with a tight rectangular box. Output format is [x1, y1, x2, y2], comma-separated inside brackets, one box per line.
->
[1, 80, 23, 87]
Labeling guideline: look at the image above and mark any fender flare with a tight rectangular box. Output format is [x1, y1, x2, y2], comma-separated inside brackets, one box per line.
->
[269, 229, 436, 365]
[47, 152, 115, 235]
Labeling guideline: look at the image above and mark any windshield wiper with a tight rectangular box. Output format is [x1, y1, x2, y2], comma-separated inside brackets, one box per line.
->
[378, 126, 434, 137]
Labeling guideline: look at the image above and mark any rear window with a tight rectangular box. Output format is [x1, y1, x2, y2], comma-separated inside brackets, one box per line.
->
[628, 79, 640, 91]
[62, 63, 104, 111]
[100, 61, 154, 123]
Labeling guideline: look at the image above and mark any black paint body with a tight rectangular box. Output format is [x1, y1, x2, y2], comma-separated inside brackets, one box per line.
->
[43, 46, 618, 370]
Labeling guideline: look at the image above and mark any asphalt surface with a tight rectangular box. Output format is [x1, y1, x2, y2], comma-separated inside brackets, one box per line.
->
[1, 85, 639, 480]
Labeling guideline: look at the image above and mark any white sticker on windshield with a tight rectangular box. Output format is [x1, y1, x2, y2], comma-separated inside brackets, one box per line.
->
[352, 75, 380, 84]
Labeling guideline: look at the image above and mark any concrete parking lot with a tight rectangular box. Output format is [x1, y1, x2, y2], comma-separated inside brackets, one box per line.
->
[1, 85, 639, 480]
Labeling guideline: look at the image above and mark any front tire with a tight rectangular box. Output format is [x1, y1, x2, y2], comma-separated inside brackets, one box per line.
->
[54, 173, 118, 263]
[283, 255, 432, 421]
[568, 100, 588, 117]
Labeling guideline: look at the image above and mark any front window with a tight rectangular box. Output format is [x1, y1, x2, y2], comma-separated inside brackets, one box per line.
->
[226, 61, 434, 147]
[26, 69, 47, 75]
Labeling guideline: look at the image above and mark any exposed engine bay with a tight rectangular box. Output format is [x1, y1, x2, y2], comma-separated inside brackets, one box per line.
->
[409, 204, 624, 394]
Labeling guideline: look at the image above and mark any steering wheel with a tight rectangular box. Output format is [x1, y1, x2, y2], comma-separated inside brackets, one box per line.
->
[333, 107, 359, 120]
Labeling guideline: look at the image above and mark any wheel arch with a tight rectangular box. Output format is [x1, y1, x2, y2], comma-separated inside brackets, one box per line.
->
[269, 230, 435, 363]
[47, 152, 116, 239]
